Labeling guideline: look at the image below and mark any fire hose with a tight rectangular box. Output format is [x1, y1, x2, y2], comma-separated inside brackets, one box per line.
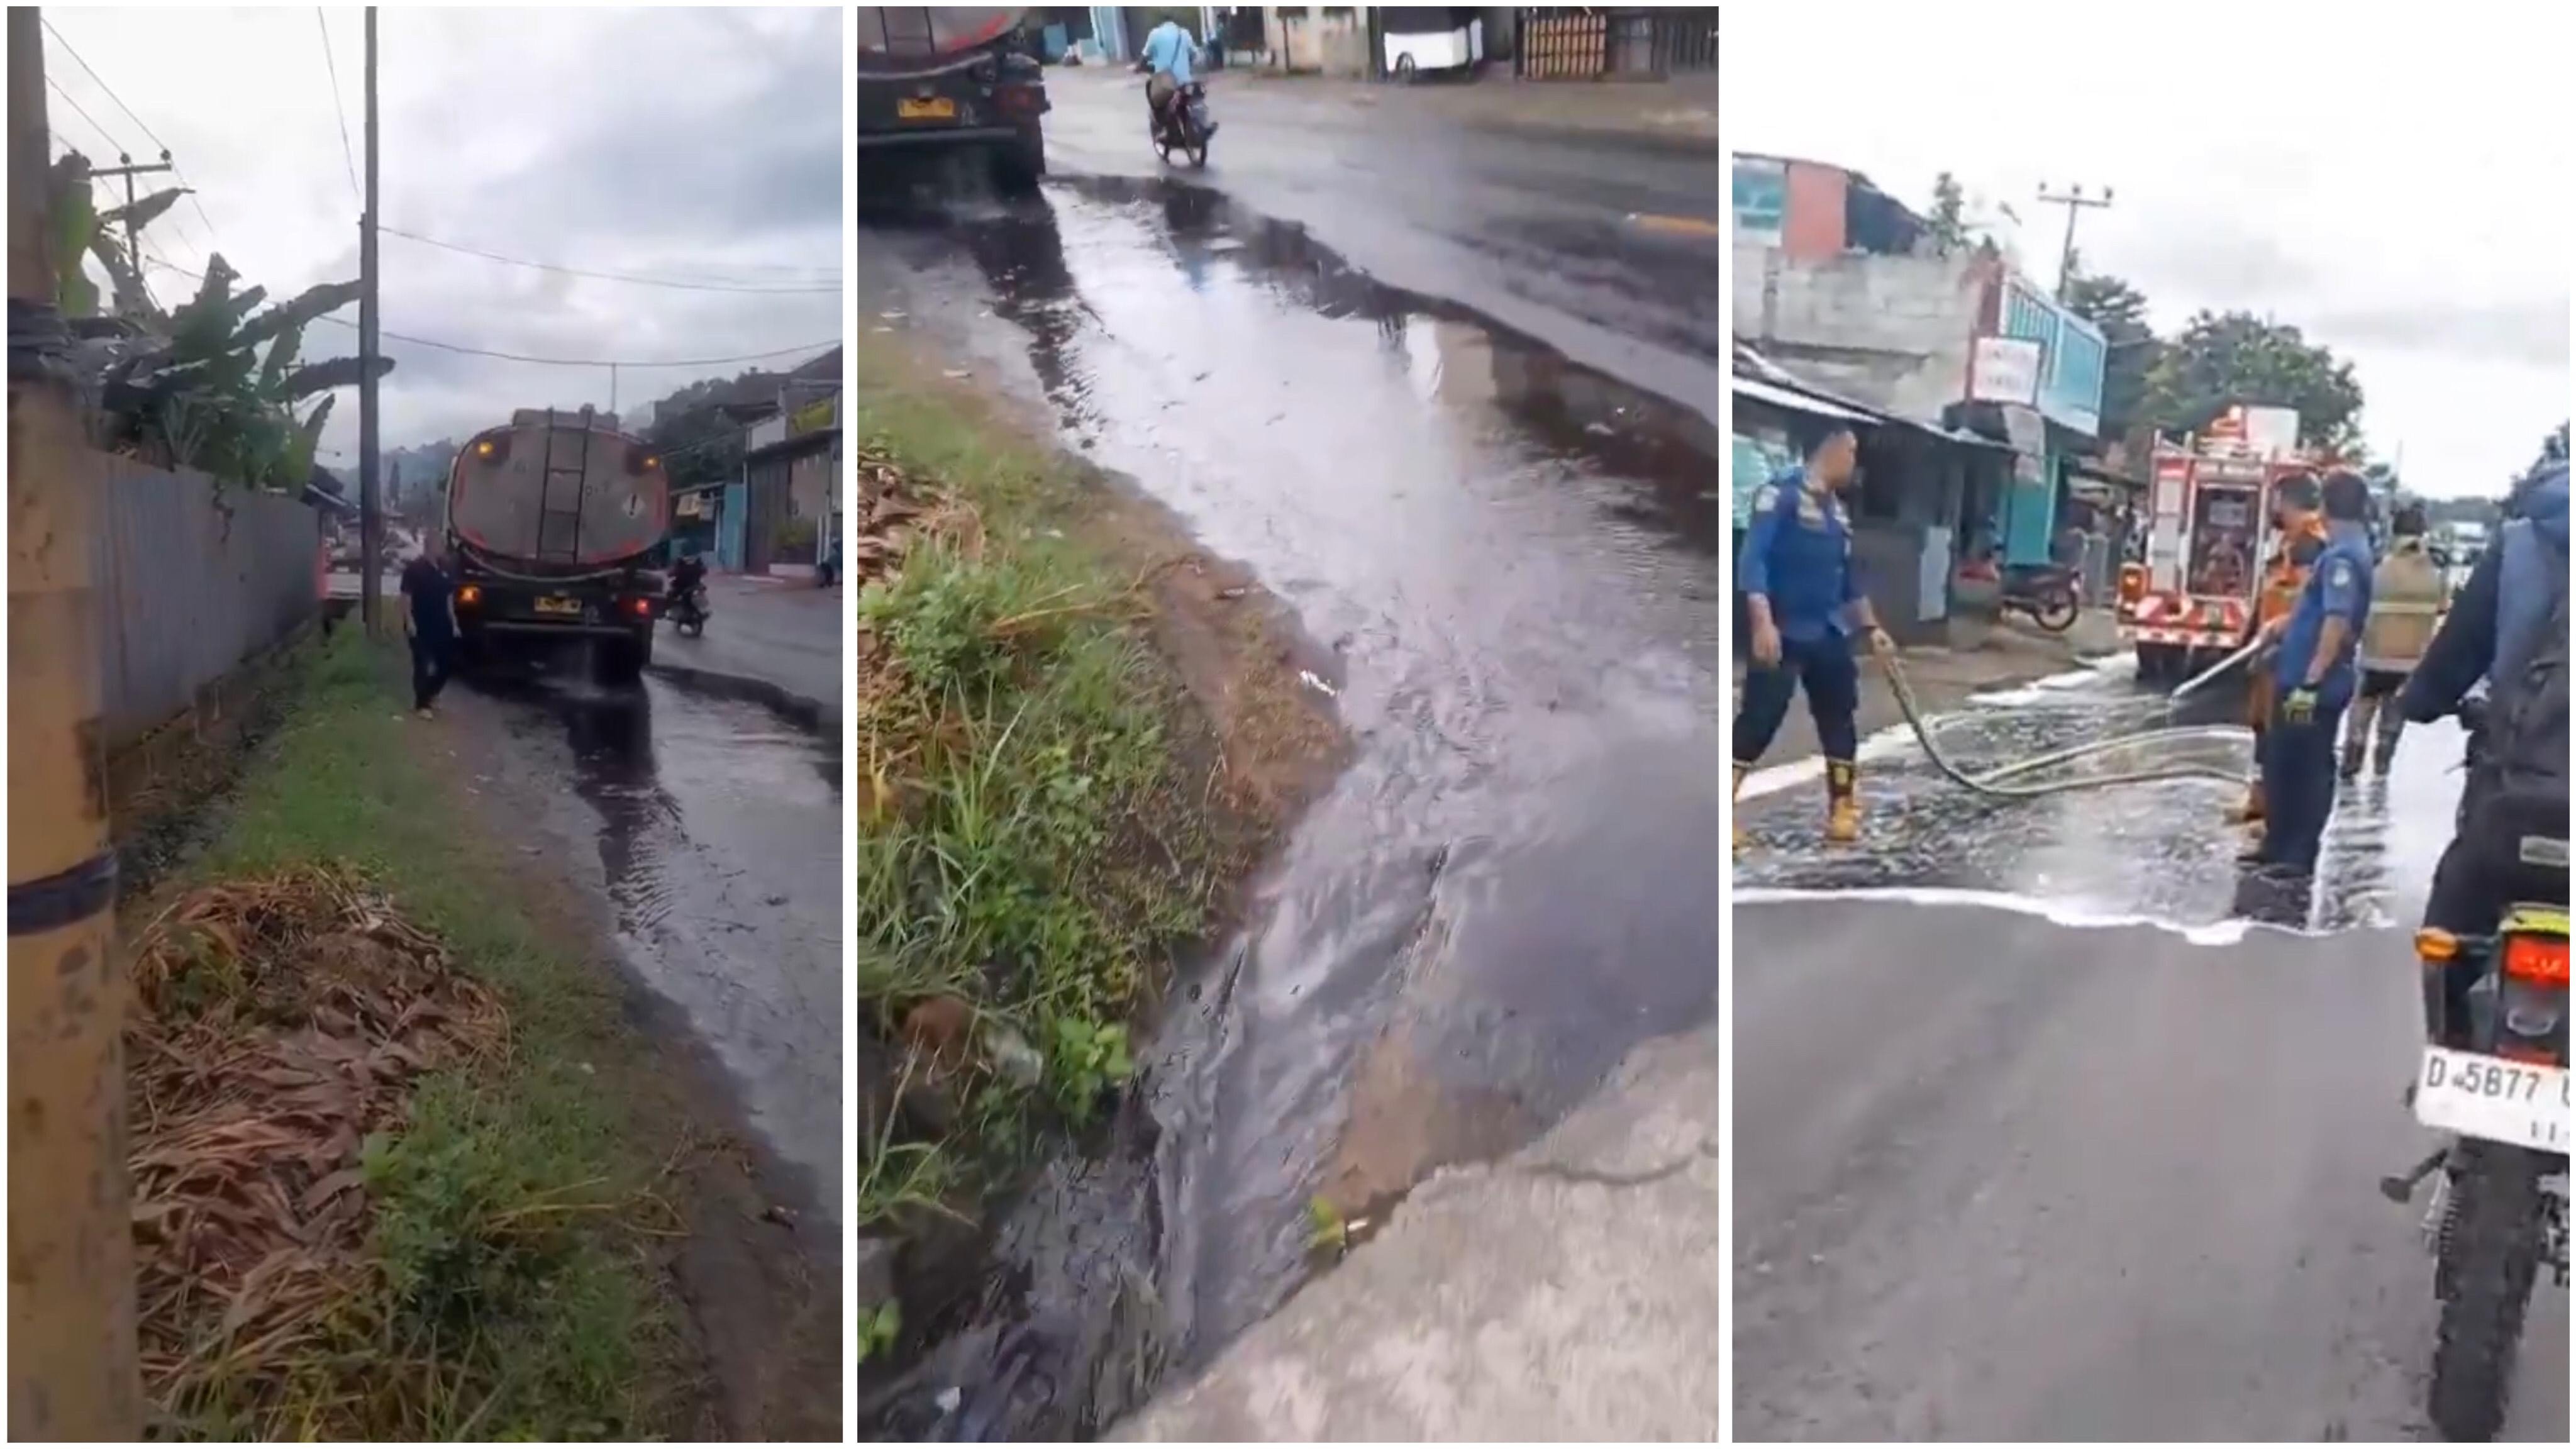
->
[1879, 636, 2268, 799]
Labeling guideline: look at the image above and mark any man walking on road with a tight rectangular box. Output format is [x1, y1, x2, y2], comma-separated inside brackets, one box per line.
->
[2343, 501, 2446, 779]
[2247, 469, 2375, 874]
[1733, 425, 1894, 850]
[399, 538, 458, 718]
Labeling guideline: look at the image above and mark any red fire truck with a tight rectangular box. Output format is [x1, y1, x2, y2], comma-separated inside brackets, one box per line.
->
[2117, 406, 2319, 683]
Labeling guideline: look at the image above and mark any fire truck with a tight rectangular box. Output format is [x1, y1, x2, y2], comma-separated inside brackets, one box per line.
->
[2117, 404, 2322, 683]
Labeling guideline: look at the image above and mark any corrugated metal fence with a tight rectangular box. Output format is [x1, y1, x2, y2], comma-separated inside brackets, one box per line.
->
[94, 455, 321, 747]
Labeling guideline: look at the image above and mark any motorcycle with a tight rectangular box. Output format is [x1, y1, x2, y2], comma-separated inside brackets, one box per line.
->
[667, 582, 710, 638]
[2383, 797, 2568, 1440]
[1997, 562, 2082, 633]
[1150, 79, 1213, 167]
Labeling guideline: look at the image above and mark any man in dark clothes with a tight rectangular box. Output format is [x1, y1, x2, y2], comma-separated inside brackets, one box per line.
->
[398, 538, 458, 716]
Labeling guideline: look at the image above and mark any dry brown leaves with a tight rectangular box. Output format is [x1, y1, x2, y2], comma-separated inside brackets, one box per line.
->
[852, 442, 979, 596]
[126, 862, 506, 1418]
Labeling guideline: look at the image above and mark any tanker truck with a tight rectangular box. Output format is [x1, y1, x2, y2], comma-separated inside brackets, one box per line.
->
[445, 407, 668, 684]
[854, 7, 1049, 194]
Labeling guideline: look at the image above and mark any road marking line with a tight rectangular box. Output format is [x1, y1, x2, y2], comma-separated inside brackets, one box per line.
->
[1626, 212, 1726, 238]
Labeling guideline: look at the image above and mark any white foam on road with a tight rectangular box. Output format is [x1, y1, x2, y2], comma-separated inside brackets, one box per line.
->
[1728, 882, 2355, 949]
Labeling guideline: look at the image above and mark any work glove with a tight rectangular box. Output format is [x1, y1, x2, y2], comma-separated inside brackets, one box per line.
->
[2280, 687, 2319, 724]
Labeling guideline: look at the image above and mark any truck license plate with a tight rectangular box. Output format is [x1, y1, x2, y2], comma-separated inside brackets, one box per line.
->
[897, 97, 955, 120]
[534, 596, 582, 617]
[2413, 1046, 2570, 1153]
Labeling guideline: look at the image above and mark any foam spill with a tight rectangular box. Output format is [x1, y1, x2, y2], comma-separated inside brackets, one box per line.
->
[1737, 720, 1917, 801]
[1729, 883, 2345, 948]
[1966, 653, 2131, 707]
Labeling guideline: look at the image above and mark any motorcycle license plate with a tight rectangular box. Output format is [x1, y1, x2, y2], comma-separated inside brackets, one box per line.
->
[2413, 1046, 2570, 1153]
[897, 97, 955, 120]
[534, 596, 582, 617]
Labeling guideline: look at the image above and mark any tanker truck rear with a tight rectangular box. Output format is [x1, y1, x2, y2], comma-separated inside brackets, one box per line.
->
[854, 8, 1050, 194]
[445, 407, 669, 683]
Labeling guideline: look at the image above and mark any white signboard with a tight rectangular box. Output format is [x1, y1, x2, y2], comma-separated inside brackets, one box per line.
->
[1969, 336, 2043, 407]
[2243, 406, 2300, 461]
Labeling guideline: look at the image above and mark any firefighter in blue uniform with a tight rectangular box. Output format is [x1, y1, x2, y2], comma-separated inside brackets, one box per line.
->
[2248, 467, 2377, 874]
[1734, 425, 1893, 849]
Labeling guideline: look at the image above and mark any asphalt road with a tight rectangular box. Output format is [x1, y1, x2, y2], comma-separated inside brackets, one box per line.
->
[651, 574, 843, 719]
[853, 70, 1728, 1431]
[862, 64, 1721, 421]
[1733, 672, 2568, 1441]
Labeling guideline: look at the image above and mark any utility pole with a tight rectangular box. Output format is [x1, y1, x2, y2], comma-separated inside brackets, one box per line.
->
[89, 150, 173, 301]
[9, 9, 143, 1439]
[2036, 181, 2113, 299]
[357, 6, 382, 635]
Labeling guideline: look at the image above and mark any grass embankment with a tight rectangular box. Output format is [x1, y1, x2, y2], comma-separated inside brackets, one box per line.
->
[853, 358, 1299, 1235]
[128, 634, 684, 1440]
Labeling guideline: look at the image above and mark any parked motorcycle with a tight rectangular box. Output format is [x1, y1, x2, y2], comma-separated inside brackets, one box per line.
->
[2384, 886, 2568, 1441]
[667, 582, 711, 638]
[1997, 562, 2082, 633]
[1150, 80, 1213, 167]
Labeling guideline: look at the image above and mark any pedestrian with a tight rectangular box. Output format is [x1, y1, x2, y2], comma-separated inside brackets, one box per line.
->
[2246, 469, 2375, 874]
[398, 536, 458, 718]
[2236, 470, 2328, 833]
[1733, 425, 1894, 850]
[2342, 501, 2445, 779]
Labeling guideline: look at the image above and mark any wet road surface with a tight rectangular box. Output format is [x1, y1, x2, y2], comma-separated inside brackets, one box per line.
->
[856, 173, 1727, 1427]
[455, 660, 845, 1229]
[1733, 677, 2568, 1441]
[864, 65, 1721, 419]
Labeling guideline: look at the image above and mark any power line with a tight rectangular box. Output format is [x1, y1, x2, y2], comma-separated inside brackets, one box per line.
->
[315, 9, 361, 207]
[42, 75, 122, 158]
[147, 257, 831, 369]
[42, 15, 224, 252]
[377, 225, 843, 294]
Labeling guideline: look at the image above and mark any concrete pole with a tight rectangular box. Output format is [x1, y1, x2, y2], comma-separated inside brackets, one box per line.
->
[8, 9, 144, 1437]
[358, 6, 381, 634]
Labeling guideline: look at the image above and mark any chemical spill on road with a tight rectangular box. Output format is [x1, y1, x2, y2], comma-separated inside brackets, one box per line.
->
[1735, 667, 2462, 938]
[465, 666, 845, 1231]
[855, 180, 1728, 1434]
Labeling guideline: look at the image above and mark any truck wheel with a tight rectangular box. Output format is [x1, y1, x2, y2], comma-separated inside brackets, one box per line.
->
[992, 127, 1045, 195]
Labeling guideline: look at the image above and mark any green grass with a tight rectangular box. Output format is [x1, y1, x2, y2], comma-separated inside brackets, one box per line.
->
[854, 357, 1233, 1217]
[171, 633, 681, 1440]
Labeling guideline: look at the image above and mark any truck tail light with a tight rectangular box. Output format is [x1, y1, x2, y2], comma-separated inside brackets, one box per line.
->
[457, 584, 483, 608]
[470, 434, 509, 465]
[996, 82, 1044, 116]
[626, 443, 663, 476]
[626, 596, 653, 619]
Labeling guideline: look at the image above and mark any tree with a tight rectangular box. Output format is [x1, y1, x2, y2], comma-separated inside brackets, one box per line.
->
[1926, 170, 1968, 254]
[2141, 310, 2365, 452]
[2061, 260, 2161, 441]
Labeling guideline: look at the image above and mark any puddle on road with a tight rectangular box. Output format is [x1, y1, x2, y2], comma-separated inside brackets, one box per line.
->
[471, 664, 845, 1230]
[856, 182, 1727, 1431]
[1735, 672, 2464, 940]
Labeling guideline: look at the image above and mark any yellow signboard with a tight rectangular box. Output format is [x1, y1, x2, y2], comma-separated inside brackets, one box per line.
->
[789, 395, 839, 438]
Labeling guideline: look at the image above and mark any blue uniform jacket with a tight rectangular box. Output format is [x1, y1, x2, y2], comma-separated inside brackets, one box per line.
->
[2402, 465, 2570, 722]
[1737, 467, 1862, 644]
[2272, 520, 2376, 710]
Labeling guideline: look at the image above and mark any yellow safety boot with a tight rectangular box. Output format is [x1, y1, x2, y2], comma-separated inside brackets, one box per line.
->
[1825, 760, 1862, 844]
[2229, 780, 2267, 826]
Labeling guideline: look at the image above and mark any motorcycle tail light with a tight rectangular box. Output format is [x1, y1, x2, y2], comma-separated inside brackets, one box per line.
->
[2503, 933, 2569, 985]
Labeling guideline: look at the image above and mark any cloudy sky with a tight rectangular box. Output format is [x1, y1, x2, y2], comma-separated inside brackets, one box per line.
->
[42, 5, 842, 462]
[1728, 5, 2571, 497]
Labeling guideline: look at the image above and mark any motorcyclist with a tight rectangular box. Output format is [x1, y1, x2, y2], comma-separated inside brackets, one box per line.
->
[667, 543, 708, 613]
[2399, 457, 2569, 1048]
[1138, 16, 1211, 140]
